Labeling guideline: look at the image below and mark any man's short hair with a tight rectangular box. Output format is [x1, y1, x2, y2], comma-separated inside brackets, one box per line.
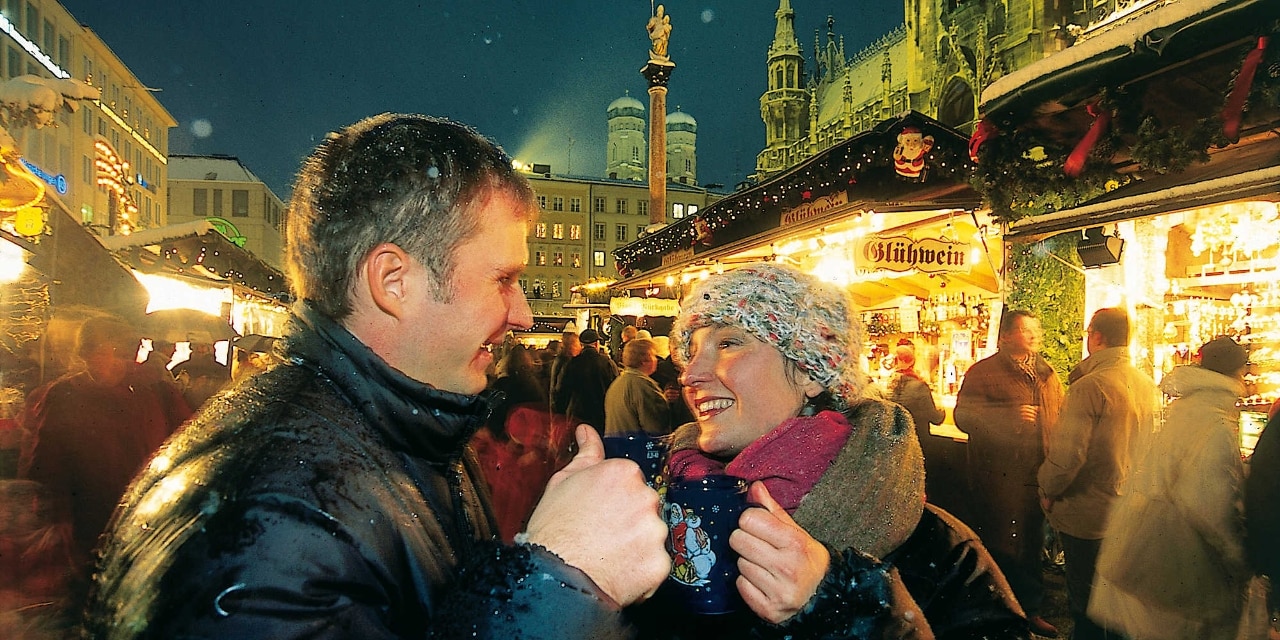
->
[999, 309, 1038, 337]
[621, 325, 638, 341]
[623, 338, 656, 369]
[1088, 308, 1130, 347]
[286, 113, 535, 320]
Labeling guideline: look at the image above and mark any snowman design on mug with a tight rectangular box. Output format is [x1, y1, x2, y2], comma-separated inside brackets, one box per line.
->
[665, 501, 716, 586]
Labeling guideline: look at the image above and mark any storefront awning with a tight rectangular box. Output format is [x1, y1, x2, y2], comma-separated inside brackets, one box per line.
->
[973, 0, 1280, 224]
[105, 221, 291, 302]
[614, 112, 982, 286]
[19, 198, 151, 321]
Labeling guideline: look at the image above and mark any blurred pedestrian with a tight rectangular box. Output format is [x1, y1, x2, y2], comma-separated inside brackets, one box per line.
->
[1090, 336, 1251, 639]
[884, 344, 946, 498]
[1245, 411, 1280, 639]
[554, 328, 617, 433]
[604, 338, 670, 436]
[954, 309, 1063, 636]
[19, 315, 191, 614]
[550, 330, 580, 406]
[1037, 308, 1157, 640]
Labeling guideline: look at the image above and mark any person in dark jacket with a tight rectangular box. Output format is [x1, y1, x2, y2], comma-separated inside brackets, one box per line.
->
[954, 308, 1064, 636]
[632, 263, 1028, 639]
[554, 328, 618, 434]
[1245, 411, 1280, 618]
[83, 114, 669, 639]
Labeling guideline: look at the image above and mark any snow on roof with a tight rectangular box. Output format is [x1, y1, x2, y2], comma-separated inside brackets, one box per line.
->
[97, 219, 218, 251]
[981, 0, 1232, 107]
[608, 94, 646, 113]
[167, 155, 263, 183]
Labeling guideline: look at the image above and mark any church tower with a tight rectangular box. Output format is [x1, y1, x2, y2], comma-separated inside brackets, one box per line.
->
[757, 0, 809, 175]
[666, 108, 697, 185]
[606, 92, 647, 180]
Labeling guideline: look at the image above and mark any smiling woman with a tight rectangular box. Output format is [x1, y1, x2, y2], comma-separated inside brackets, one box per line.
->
[628, 262, 1031, 639]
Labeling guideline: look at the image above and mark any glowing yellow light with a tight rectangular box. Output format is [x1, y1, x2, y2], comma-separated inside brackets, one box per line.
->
[0, 239, 27, 283]
[134, 271, 232, 315]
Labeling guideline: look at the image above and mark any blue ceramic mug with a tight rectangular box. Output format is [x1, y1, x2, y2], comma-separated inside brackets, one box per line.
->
[602, 432, 667, 487]
[661, 475, 749, 615]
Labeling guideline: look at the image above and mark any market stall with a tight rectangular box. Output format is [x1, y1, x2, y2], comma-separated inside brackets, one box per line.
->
[976, 0, 1280, 455]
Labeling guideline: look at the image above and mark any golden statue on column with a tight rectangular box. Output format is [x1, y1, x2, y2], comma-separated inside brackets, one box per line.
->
[647, 5, 673, 63]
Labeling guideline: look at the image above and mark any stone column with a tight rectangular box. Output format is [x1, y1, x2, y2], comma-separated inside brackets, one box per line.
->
[641, 61, 674, 227]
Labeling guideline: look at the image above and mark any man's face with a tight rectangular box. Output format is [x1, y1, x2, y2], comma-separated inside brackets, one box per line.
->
[1001, 315, 1044, 357]
[400, 190, 533, 394]
[84, 341, 136, 386]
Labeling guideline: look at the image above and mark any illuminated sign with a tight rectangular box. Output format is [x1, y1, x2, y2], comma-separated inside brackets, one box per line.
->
[19, 158, 68, 195]
[0, 14, 69, 79]
[854, 235, 970, 274]
[780, 191, 849, 227]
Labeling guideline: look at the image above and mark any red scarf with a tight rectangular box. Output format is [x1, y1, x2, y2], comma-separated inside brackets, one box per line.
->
[666, 410, 852, 513]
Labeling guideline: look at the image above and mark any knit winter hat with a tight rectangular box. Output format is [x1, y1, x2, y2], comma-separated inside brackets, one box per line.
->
[673, 262, 865, 407]
[1198, 336, 1247, 376]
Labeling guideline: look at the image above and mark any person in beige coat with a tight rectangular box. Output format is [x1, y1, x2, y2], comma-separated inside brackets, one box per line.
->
[1089, 336, 1251, 639]
[1038, 308, 1158, 640]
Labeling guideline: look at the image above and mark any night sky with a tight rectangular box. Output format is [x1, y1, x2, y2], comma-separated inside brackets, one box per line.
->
[58, 1, 904, 199]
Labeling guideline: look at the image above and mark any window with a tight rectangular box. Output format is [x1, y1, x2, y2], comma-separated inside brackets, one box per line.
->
[534, 222, 547, 238]
[537, 195, 547, 209]
[615, 224, 628, 242]
[569, 224, 581, 240]
[570, 197, 582, 213]
[685, 159, 692, 172]
[210, 190, 224, 216]
[593, 251, 606, 268]
[572, 253, 581, 268]
[615, 199, 628, 215]
[7, 47, 19, 79]
[552, 196, 564, 211]
[593, 223, 606, 241]
[535, 251, 546, 266]
[553, 251, 563, 266]
[552, 280, 563, 298]
[193, 189, 208, 216]
[632, 147, 640, 162]
[231, 190, 249, 217]
[638, 200, 649, 218]
[552, 223, 563, 239]
[688, 204, 699, 216]
[518, 278, 528, 293]
[594, 197, 606, 213]
[636, 225, 645, 238]
[672, 203, 685, 219]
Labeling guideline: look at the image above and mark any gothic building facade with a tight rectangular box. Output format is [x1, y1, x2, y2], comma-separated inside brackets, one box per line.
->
[756, 0, 1070, 179]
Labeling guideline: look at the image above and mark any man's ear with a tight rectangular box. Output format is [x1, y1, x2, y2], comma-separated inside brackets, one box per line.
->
[362, 243, 416, 319]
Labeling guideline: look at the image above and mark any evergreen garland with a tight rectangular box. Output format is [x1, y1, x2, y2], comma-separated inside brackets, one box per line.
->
[1004, 234, 1085, 384]
[975, 31, 1280, 224]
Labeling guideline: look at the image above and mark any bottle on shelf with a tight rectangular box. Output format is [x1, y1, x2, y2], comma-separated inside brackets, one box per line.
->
[957, 292, 968, 318]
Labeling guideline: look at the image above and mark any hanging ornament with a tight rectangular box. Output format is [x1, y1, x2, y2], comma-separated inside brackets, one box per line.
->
[968, 118, 998, 162]
[1064, 102, 1111, 178]
[13, 206, 44, 237]
[693, 216, 713, 246]
[893, 126, 934, 180]
[1222, 36, 1268, 143]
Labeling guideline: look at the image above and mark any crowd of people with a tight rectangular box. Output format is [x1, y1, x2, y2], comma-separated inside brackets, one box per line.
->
[1, 112, 1277, 639]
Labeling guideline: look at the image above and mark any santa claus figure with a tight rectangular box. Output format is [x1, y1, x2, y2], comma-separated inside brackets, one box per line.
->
[893, 126, 934, 180]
